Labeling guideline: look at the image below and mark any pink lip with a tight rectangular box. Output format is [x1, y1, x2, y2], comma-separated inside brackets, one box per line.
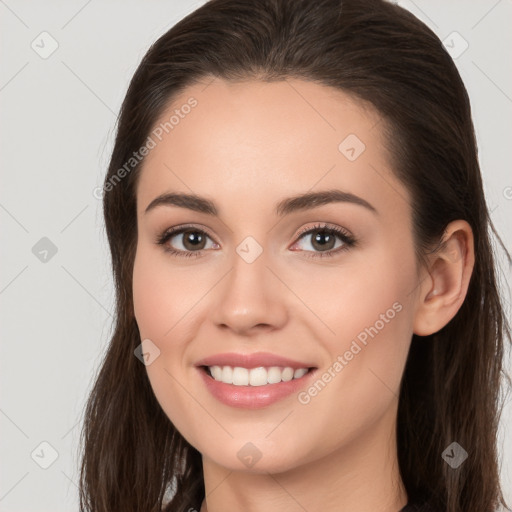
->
[197, 365, 318, 409]
[195, 351, 316, 370]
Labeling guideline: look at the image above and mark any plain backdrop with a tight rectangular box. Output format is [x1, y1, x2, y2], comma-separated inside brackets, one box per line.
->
[1, 0, 511, 510]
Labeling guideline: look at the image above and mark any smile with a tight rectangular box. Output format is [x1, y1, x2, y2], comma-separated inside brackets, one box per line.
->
[204, 365, 311, 386]
[197, 365, 318, 409]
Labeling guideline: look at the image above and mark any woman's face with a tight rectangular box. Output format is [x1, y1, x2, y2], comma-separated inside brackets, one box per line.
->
[133, 78, 422, 473]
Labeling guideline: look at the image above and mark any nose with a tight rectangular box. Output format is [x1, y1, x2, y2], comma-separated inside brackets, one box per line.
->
[211, 248, 288, 337]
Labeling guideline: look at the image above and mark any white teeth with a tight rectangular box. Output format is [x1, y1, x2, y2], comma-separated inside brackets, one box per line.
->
[207, 365, 310, 386]
[210, 366, 223, 381]
[249, 367, 267, 386]
[232, 367, 249, 386]
[221, 365, 233, 384]
[281, 367, 294, 382]
[294, 368, 308, 379]
[267, 366, 282, 384]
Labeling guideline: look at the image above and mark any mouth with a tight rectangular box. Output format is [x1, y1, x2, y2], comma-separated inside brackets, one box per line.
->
[200, 364, 317, 386]
[197, 363, 319, 409]
[194, 352, 319, 408]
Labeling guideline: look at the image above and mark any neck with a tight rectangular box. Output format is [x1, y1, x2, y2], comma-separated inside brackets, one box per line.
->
[199, 404, 407, 512]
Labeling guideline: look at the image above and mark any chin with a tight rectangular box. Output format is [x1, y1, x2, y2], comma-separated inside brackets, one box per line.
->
[201, 440, 307, 475]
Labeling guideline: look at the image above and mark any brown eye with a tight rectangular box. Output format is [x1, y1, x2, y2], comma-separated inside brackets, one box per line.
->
[180, 230, 208, 251]
[156, 225, 218, 258]
[291, 223, 357, 259]
[309, 229, 337, 251]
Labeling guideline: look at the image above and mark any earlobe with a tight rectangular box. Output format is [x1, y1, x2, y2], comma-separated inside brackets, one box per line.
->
[413, 220, 475, 336]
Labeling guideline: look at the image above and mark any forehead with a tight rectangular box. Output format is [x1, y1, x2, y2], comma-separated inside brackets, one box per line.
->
[136, 77, 410, 221]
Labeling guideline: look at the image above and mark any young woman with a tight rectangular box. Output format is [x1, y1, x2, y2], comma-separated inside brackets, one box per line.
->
[78, 0, 511, 511]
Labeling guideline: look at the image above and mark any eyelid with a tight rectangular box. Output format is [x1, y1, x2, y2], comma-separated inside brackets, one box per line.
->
[156, 223, 218, 243]
[294, 222, 353, 240]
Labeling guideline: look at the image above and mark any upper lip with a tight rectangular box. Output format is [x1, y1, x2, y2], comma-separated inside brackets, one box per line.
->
[195, 352, 317, 370]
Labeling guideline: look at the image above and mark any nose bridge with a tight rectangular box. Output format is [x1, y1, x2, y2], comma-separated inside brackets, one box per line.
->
[212, 238, 287, 333]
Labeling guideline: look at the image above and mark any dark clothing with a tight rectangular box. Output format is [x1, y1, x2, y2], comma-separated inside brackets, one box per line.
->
[400, 503, 437, 512]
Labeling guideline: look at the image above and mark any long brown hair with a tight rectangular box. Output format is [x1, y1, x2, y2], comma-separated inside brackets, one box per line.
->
[78, 0, 511, 510]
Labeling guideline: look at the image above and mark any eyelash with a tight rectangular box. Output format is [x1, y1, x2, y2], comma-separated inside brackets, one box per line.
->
[155, 222, 357, 260]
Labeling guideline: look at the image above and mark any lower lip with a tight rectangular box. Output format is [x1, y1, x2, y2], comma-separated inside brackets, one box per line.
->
[197, 367, 317, 409]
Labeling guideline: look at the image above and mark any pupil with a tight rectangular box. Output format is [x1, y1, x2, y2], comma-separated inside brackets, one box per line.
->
[185, 230, 204, 249]
[313, 230, 334, 250]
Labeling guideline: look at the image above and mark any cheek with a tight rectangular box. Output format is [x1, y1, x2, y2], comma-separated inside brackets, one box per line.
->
[302, 242, 416, 428]
[132, 245, 193, 339]
[302, 237, 416, 350]
[132, 246, 198, 438]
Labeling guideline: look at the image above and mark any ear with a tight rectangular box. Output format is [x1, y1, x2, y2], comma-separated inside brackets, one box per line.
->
[413, 220, 475, 336]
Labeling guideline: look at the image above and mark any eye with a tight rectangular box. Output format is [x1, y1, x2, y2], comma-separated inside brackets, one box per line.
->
[290, 223, 357, 259]
[155, 224, 219, 258]
[155, 222, 357, 259]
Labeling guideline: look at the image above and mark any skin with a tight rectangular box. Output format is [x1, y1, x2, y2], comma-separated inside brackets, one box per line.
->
[132, 77, 475, 512]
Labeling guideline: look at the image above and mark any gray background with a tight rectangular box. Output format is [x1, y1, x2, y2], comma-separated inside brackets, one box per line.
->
[1, 0, 511, 510]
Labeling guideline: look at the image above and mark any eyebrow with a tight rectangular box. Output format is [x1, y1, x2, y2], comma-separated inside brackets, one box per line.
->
[144, 189, 378, 216]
